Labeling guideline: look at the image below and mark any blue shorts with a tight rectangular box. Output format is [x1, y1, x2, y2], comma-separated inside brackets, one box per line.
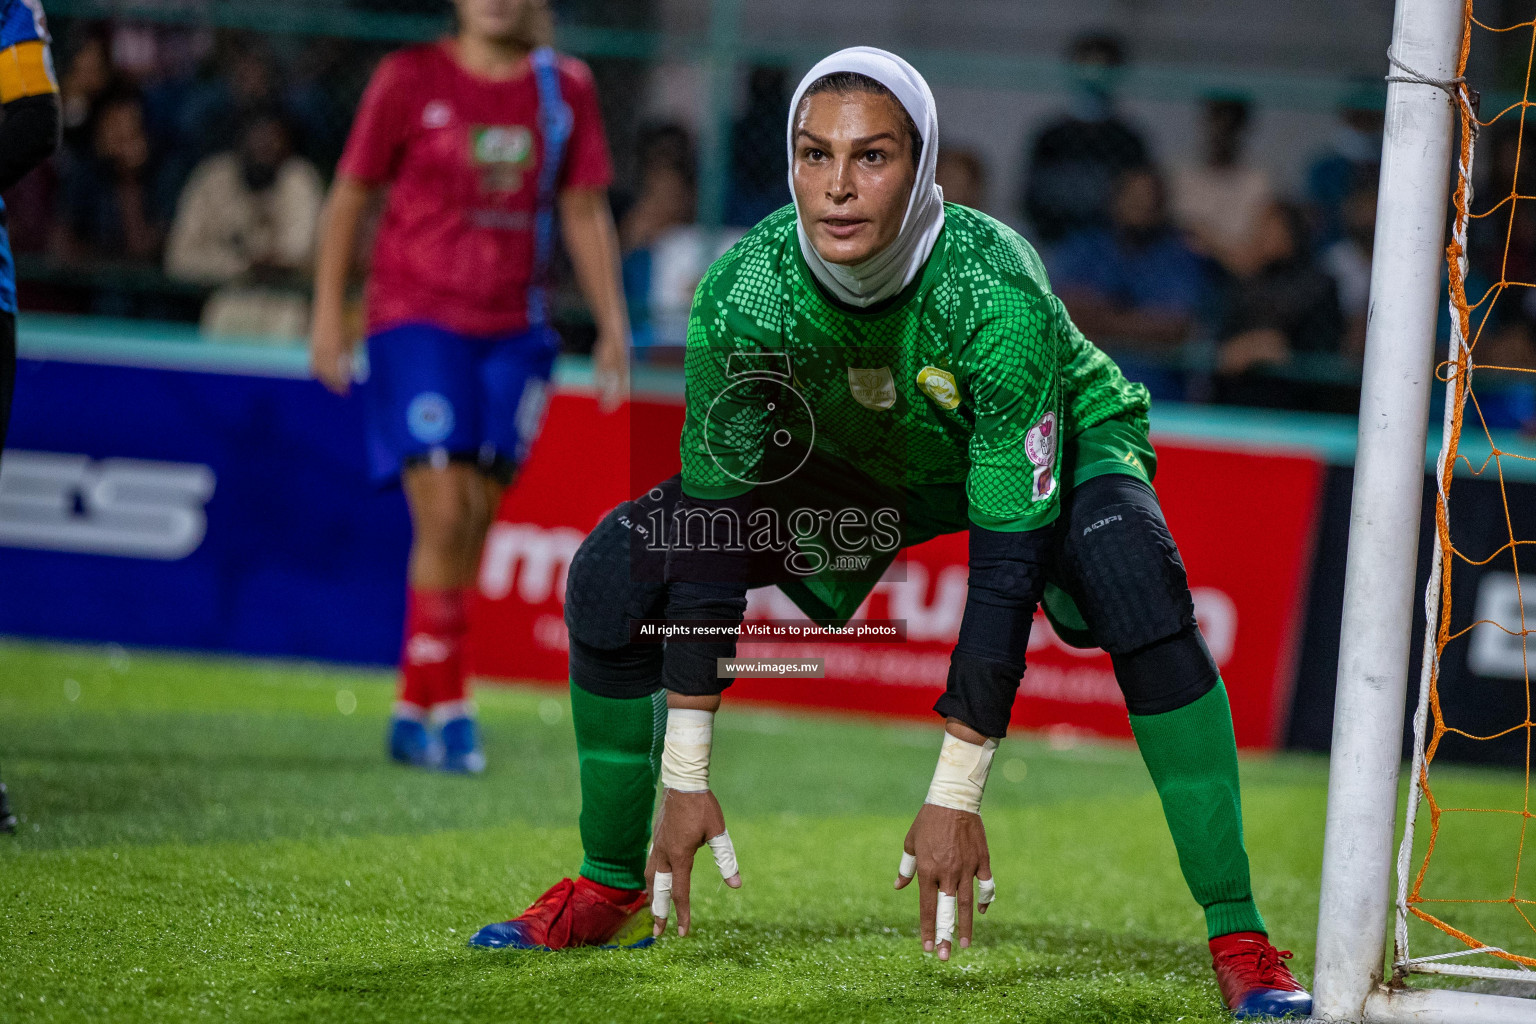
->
[364, 321, 559, 484]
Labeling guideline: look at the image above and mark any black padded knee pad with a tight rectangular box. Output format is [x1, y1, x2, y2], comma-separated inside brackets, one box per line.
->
[1058, 476, 1195, 656]
[569, 635, 664, 699]
[563, 477, 679, 651]
[1109, 625, 1219, 716]
[565, 479, 684, 700]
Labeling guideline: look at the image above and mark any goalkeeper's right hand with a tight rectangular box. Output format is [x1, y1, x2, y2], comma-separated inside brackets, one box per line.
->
[646, 703, 741, 938]
[646, 787, 741, 938]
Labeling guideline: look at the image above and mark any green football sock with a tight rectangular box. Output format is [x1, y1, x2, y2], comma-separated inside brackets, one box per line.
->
[571, 681, 666, 891]
[1128, 681, 1267, 940]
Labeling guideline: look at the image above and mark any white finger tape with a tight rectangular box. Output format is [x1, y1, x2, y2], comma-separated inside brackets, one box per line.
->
[935, 891, 957, 947]
[977, 877, 997, 906]
[707, 830, 739, 880]
[898, 852, 917, 879]
[651, 871, 673, 920]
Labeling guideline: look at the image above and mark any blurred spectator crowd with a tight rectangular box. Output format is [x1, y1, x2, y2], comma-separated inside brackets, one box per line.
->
[1009, 33, 1380, 412]
[11, 20, 1536, 418]
[5, 22, 355, 332]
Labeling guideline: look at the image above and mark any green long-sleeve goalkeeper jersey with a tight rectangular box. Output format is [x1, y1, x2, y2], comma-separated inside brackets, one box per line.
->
[679, 204, 1150, 532]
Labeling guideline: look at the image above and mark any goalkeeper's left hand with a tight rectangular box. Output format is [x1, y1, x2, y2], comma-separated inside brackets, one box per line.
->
[895, 803, 994, 961]
[896, 724, 1001, 961]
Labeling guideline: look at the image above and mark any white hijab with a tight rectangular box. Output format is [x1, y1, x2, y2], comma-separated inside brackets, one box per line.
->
[787, 47, 945, 309]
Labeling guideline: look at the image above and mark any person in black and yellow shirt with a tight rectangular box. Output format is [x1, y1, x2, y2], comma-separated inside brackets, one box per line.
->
[0, 0, 61, 834]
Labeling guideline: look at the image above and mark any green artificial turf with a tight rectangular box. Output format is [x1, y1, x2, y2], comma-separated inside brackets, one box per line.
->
[0, 641, 1528, 1023]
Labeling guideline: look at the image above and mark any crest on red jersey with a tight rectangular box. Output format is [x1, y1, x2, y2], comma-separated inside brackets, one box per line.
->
[471, 125, 535, 192]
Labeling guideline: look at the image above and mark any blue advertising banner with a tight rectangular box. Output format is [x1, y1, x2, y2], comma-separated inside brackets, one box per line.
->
[0, 319, 410, 664]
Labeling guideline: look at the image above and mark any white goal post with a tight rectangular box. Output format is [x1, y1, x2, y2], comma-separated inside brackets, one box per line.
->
[1312, 0, 1536, 1018]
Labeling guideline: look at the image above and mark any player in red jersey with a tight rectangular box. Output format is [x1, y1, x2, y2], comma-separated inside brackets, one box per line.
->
[309, 0, 629, 772]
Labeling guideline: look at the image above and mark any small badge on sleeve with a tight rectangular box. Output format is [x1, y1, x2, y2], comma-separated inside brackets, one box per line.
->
[1025, 411, 1058, 502]
[916, 366, 960, 410]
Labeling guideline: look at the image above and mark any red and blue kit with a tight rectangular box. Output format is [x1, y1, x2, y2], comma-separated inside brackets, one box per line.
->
[340, 42, 613, 479]
[341, 41, 612, 336]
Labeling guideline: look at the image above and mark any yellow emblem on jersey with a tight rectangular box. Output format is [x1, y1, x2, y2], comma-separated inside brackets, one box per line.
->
[916, 366, 960, 410]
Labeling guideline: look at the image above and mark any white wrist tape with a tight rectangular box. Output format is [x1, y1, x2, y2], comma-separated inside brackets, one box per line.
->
[659, 708, 714, 792]
[924, 732, 998, 814]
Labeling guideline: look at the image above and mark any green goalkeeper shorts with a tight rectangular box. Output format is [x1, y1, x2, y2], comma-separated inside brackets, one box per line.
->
[1063, 413, 1156, 492]
[777, 413, 1157, 640]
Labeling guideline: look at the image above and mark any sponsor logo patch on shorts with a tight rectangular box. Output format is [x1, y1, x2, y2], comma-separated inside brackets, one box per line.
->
[407, 392, 456, 445]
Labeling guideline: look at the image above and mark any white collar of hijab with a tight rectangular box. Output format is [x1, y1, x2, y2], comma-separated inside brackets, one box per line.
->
[787, 47, 945, 309]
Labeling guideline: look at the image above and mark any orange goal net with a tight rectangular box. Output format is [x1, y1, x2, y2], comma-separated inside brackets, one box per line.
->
[1395, 0, 1536, 982]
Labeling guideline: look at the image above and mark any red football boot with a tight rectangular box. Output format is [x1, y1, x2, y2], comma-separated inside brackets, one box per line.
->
[1210, 931, 1313, 1020]
[469, 877, 652, 950]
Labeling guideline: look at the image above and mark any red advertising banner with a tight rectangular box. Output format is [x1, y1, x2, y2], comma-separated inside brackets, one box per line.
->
[470, 390, 1323, 749]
